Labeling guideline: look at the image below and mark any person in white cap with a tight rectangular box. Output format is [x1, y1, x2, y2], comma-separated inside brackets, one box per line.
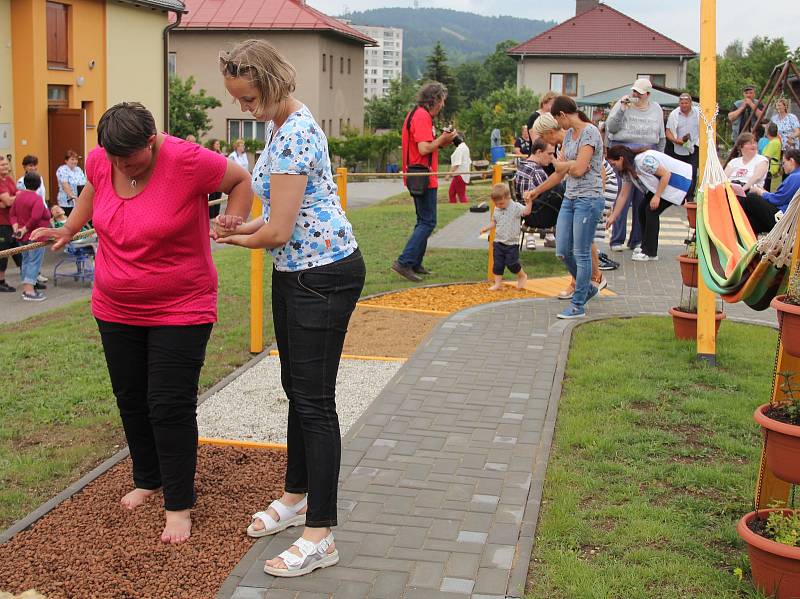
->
[605, 78, 666, 253]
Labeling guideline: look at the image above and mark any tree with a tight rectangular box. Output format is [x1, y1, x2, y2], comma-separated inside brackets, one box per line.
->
[455, 40, 519, 105]
[458, 85, 537, 157]
[364, 77, 417, 131]
[168, 75, 222, 139]
[423, 42, 459, 120]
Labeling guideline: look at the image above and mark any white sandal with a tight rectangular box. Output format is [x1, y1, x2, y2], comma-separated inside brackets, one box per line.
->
[263, 533, 339, 577]
[246, 496, 307, 538]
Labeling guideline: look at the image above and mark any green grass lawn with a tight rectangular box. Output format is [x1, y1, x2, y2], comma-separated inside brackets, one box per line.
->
[527, 317, 778, 599]
[0, 189, 562, 528]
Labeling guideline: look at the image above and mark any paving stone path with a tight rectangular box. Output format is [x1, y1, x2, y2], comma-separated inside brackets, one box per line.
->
[221, 242, 775, 599]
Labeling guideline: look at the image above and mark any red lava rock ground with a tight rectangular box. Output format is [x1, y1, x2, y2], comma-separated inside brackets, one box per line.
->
[0, 445, 286, 599]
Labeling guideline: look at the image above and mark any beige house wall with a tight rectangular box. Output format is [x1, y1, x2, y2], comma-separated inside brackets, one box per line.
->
[516, 57, 688, 97]
[0, 0, 13, 157]
[107, 3, 168, 128]
[170, 31, 365, 144]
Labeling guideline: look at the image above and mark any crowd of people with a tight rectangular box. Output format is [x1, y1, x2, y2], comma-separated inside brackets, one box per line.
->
[393, 76, 800, 319]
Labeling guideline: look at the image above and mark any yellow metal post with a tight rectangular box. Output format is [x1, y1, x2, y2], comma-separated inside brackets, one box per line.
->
[337, 167, 348, 211]
[696, 0, 717, 365]
[487, 164, 503, 281]
[249, 196, 264, 354]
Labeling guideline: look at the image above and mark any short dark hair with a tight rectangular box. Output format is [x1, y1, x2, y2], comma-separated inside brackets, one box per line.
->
[743, 85, 755, 92]
[97, 101, 157, 157]
[530, 138, 550, 155]
[767, 123, 779, 137]
[21, 155, 38, 167]
[785, 149, 800, 165]
[416, 81, 448, 110]
[23, 172, 41, 191]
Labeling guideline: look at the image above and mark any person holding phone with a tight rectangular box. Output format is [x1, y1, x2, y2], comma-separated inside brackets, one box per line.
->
[666, 93, 700, 202]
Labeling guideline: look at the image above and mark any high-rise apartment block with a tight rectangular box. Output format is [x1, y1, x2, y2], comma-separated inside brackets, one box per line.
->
[353, 25, 403, 98]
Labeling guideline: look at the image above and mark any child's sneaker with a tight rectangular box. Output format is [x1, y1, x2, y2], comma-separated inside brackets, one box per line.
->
[22, 290, 46, 302]
[557, 304, 585, 319]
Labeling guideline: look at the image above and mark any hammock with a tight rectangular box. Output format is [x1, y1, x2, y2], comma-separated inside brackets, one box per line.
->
[695, 110, 799, 310]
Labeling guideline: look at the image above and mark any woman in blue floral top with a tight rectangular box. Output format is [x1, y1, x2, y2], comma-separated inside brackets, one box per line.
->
[215, 39, 365, 578]
[55, 149, 87, 215]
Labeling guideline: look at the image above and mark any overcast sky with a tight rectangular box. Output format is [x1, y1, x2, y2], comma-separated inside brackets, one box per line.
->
[312, 0, 799, 54]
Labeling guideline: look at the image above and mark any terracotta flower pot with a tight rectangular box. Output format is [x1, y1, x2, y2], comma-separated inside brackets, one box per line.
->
[668, 307, 725, 340]
[771, 294, 800, 358]
[668, 307, 724, 340]
[677, 254, 699, 288]
[737, 509, 800, 599]
[685, 202, 697, 229]
[753, 403, 800, 484]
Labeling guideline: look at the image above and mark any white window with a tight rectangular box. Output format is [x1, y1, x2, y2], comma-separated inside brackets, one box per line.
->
[550, 73, 578, 96]
[637, 73, 666, 87]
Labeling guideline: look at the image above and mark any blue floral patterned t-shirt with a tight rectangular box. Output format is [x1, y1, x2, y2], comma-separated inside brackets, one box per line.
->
[252, 105, 357, 272]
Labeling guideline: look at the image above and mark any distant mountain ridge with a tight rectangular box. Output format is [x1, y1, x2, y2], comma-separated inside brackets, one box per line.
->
[341, 7, 555, 79]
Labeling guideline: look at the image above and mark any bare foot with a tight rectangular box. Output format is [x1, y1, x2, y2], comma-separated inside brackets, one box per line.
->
[250, 493, 307, 533]
[488, 284, 502, 291]
[120, 488, 158, 510]
[265, 528, 335, 571]
[516, 273, 528, 289]
[161, 509, 192, 544]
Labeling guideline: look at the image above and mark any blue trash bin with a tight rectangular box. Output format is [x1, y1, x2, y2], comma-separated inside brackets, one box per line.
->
[490, 146, 505, 163]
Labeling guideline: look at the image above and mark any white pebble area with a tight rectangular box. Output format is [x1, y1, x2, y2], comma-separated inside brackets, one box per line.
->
[197, 356, 404, 444]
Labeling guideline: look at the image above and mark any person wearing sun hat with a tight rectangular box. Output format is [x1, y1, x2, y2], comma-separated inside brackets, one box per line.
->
[605, 77, 666, 254]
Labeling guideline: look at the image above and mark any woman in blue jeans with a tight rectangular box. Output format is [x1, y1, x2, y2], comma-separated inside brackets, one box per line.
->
[215, 39, 365, 577]
[532, 98, 605, 319]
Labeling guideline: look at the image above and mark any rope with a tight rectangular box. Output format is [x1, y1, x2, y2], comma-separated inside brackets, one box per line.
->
[339, 168, 515, 178]
[0, 228, 96, 259]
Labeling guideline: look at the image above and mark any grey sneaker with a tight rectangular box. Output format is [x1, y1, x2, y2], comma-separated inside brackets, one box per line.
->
[391, 261, 422, 282]
[22, 290, 46, 302]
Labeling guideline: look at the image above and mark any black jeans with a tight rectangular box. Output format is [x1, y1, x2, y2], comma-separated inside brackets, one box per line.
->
[739, 192, 779, 234]
[637, 192, 674, 258]
[96, 318, 213, 511]
[272, 249, 365, 528]
[208, 192, 222, 219]
[0, 224, 22, 273]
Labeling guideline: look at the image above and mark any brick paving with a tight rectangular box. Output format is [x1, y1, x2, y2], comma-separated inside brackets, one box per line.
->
[221, 238, 775, 599]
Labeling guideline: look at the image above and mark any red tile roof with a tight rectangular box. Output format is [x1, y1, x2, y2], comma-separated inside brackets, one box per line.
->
[175, 0, 376, 46]
[508, 4, 695, 58]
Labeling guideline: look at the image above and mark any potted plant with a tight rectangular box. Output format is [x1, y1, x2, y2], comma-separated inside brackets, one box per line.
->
[685, 201, 697, 229]
[753, 371, 800, 484]
[678, 242, 699, 288]
[737, 507, 800, 599]
[770, 263, 800, 358]
[668, 288, 725, 340]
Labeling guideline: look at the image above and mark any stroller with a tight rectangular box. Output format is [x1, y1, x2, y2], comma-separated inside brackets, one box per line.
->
[53, 234, 96, 287]
[508, 166, 563, 250]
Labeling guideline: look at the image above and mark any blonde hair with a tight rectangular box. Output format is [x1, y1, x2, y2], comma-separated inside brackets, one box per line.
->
[776, 98, 790, 111]
[539, 91, 557, 109]
[220, 39, 297, 116]
[490, 183, 510, 201]
[531, 112, 560, 136]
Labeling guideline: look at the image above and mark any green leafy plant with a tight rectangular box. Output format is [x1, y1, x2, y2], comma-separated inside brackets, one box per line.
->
[168, 75, 222, 139]
[770, 371, 800, 425]
[764, 508, 800, 547]
[686, 241, 698, 260]
[784, 262, 800, 306]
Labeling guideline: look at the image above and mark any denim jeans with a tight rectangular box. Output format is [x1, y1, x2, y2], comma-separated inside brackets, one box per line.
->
[555, 197, 605, 308]
[272, 249, 366, 527]
[610, 184, 644, 248]
[398, 187, 438, 268]
[20, 244, 45, 284]
[96, 319, 213, 511]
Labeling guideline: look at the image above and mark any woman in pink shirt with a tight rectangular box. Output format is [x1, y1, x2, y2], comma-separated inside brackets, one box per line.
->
[32, 102, 253, 544]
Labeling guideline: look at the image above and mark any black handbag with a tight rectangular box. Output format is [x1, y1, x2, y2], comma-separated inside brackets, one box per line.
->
[404, 107, 431, 196]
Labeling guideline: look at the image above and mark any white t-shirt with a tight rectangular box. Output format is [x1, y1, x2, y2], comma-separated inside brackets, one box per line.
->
[632, 150, 693, 205]
[726, 154, 768, 189]
[228, 150, 250, 172]
[450, 143, 471, 184]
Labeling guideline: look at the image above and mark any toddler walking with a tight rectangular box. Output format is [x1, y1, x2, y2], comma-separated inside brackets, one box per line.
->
[481, 183, 532, 291]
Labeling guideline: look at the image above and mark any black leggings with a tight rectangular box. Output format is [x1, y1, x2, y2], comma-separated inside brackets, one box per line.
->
[0, 225, 22, 273]
[272, 249, 365, 528]
[637, 192, 674, 257]
[739, 192, 779, 234]
[96, 318, 213, 511]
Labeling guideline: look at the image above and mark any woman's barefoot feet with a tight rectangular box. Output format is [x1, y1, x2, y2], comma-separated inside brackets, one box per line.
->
[120, 488, 158, 510]
[516, 272, 528, 289]
[250, 492, 307, 533]
[264, 527, 335, 571]
[162, 509, 192, 544]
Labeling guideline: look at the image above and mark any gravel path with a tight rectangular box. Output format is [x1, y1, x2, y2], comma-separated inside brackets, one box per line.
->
[197, 356, 403, 443]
